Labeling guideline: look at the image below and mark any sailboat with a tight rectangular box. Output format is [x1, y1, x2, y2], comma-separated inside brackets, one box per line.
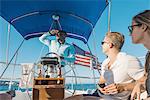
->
[0, 0, 109, 99]
[0, 0, 149, 100]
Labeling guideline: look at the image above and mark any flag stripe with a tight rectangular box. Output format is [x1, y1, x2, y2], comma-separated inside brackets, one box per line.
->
[75, 60, 90, 64]
[75, 57, 91, 63]
[75, 54, 91, 60]
[75, 54, 91, 66]
[74, 61, 90, 67]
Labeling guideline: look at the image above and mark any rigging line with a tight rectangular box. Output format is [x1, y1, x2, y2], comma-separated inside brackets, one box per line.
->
[6, 24, 11, 65]
[91, 29, 101, 75]
[49, 19, 54, 31]
[91, 30, 97, 57]
[87, 41, 97, 85]
[57, 19, 62, 30]
[92, 69, 96, 88]
[9, 52, 18, 90]
[36, 45, 45, 63]
[74, 65, 82, 87]
[86, 42, 99, 74]
[0, 39, 25, 79]
[25, 64, 35, 100]
[70, 64, 77, 95]
[0, 62, 21, 66]
[86, 43, 92, 55]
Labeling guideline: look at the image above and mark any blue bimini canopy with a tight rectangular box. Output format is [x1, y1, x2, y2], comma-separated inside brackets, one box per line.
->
[0, 0, 108, 43]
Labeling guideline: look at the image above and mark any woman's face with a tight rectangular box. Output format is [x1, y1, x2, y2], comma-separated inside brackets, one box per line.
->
[130, 21, 144, 44]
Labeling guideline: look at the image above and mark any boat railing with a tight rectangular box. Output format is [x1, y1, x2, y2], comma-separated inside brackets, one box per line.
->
[0, 61, 99, 91]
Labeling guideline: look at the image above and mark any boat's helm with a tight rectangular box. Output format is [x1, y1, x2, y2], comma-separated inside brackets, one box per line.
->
[36, 52, 77, 95]
[38, 52, 61, 78]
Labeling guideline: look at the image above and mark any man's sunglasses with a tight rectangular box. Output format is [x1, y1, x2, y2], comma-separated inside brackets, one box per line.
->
[101, 41, 114, 47]
[101, 41, 107, 45]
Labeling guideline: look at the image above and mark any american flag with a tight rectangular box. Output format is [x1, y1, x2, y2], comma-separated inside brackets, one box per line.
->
[73, 43, 100, 69]
[74, 54, 92, 67]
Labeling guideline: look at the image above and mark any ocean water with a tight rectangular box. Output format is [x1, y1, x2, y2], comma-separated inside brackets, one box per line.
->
[0, 81, 96, 91]
[0, 85, 18, 91]
[66, 84, 96, 91]
[0, 84, 96, 92]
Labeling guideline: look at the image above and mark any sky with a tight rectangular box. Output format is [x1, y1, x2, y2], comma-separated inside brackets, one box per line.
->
[0, 0, 150, 84]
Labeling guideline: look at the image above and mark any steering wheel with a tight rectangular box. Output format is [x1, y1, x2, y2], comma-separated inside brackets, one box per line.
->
[37, 52, 77, 96]
[45, 52, 77, 95]
[45, 52, 61, 67]
[45, 52, 77, 96]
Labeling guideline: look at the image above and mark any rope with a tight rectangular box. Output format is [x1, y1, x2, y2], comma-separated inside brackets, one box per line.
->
[90, 29, 98, 86]
[0, 39, 25, 79]
[57, 19, 62, 30]
[8, 52, 18, 90]
[49, 20, 54, 31]
[36, 45, 45, 63]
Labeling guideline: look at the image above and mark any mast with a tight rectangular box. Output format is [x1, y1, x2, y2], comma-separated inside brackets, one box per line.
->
[107, 0, 112, 32]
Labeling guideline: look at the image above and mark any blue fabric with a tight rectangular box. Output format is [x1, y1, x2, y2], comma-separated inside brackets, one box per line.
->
[0, 0, 108, 43]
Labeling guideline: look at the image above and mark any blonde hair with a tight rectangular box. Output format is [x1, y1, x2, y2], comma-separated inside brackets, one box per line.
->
[106, 32, 124, 50]
[133, 10, 150, 35]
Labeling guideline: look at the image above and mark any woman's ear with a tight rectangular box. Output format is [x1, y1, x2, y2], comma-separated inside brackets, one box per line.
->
[142, 24, 148, 32]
